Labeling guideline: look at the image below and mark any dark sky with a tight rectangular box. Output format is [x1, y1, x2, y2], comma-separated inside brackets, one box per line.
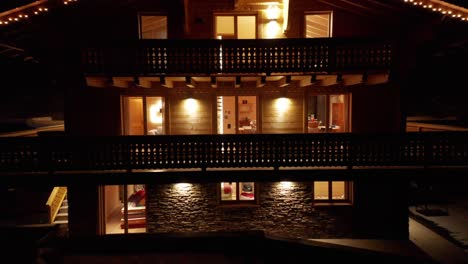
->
[0, 1, 36, 13]
[444, 0, 468, 8]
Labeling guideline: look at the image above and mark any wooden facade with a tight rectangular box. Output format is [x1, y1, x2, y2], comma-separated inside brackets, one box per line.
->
[2, 0, 467, 240]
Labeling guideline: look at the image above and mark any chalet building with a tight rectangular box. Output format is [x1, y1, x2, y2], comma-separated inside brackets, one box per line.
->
[1, 0, 467, 242]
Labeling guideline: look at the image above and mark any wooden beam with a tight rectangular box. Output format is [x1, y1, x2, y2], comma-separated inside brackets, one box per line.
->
[184, 0, 190, 34]
[0, 0, 47, 18]
[339, 0, 379, 13]
[2, 168, 468, 186]
[317, 0, 374, 18]
[362, 0, 407, 14]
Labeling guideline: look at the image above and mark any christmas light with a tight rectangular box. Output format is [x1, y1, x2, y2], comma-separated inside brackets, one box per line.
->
[402, 0, 467, 22]
[0, 0, 79, 26]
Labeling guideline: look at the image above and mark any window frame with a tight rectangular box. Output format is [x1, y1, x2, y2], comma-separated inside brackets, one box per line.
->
[213, 12, 258, 39]
[103, 184, 147, 235]
[121, 95, 165, 136]
[218, 182, 258, 206]
[137, 13, 168, 39]
[313, 181, 353, 206]
[304, 11, 333, 38]
[306, 92, 350, 133]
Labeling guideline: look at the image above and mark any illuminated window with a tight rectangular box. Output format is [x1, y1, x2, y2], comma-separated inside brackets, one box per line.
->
[217, 96, 257, 134]
[220, 182, 256, 202]
[314, 181, 352, 203]
[139, 15, 167, 39]
[104, 184, 146, 234]
[215, 14, 257, 39]
[305, 12, 332, 38]
[122, 96, 164, 135]
[307, 94, 349, 133]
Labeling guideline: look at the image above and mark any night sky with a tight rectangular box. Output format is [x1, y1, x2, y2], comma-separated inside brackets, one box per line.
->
[0, 0, 36, 13]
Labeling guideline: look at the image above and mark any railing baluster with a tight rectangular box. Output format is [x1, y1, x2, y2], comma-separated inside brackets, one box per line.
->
[1, 133, 467, 172]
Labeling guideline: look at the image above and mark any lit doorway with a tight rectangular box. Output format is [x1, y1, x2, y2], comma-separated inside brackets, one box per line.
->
[217, 96, 257, 134]
[104, 184, 146, 234]
[307, 94, 349, 133]
[122, 96, 165, 135]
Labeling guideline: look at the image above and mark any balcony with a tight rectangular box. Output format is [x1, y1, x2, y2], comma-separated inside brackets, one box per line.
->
[1, 133, 467, 183]
[81, 38, 392, 76]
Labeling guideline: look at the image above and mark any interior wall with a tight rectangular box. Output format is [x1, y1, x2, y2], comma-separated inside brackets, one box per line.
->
[105, 185, 120, 220]
[222, 96, 236, 134]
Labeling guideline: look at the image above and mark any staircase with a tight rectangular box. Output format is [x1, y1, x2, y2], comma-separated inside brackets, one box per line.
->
[53, 196, 68, 224]
[46, 187, 68, 225]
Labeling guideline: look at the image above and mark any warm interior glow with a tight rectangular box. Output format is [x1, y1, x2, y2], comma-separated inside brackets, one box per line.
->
[274, 97, 291, 115]
[146, 97, 164, 135]
[237, 16, 256, 39]
[140, 16, 167, 39]
[124, 97, 144, 135]
[305, 13, 331, 38]
[265, 21, 281, 39]
[332, 181, 345, 200]
[149, 100, 162, 124]
[238, 96, 257, 134]
[283, 0, 289, 31]
[184, 98, 199, 114]
[216, 16, 235, 35]
[217, 96, 236, 134]
[314, 181, 329, 200]
[105, 184, 146, 234]
[266, 4, 281, 20]
[221, 182, 237, 200]
[239, 182, 255, 200]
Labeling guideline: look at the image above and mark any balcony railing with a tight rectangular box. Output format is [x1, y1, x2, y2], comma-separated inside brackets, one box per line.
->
[81, 38, 392, 76]
[0, 133, 467, 173]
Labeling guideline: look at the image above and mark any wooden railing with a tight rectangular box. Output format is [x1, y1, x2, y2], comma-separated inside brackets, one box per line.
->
[82, 38, 392, 76]
[0, 133, 467, 173]
[46, 186, 67, 224]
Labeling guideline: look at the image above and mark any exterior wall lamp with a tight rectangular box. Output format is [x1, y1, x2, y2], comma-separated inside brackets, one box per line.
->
[266, 4, 280, 20]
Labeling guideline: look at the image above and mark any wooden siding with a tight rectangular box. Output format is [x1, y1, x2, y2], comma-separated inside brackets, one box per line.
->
[169, 96, 213, 135]
[262, 96, 304, 134]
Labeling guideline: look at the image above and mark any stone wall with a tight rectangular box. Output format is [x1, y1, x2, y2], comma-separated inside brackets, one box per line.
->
[146, 182, 353, 238]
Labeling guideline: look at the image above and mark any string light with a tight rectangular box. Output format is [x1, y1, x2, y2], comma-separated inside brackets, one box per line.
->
[402, 0, 468, 22]
[0, 0, 79, 26]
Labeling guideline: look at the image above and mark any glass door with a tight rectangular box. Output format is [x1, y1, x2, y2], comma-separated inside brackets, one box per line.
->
[307, 94, 348, 133]
[217, 96, 257, 134]
[104, 184, 146, 234]
[123, 96, 165, 135]
[238, 96, 257, 134]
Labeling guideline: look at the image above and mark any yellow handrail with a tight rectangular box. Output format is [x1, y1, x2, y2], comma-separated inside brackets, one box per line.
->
[46, 186, 67, 224]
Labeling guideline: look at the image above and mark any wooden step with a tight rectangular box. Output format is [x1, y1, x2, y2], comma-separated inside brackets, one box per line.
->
[59, 206, 68, 214]
[55, 212, 68, 222]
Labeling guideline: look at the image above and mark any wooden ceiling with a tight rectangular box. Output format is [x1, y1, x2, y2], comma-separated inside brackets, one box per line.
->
[305, 13, 330, 38]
